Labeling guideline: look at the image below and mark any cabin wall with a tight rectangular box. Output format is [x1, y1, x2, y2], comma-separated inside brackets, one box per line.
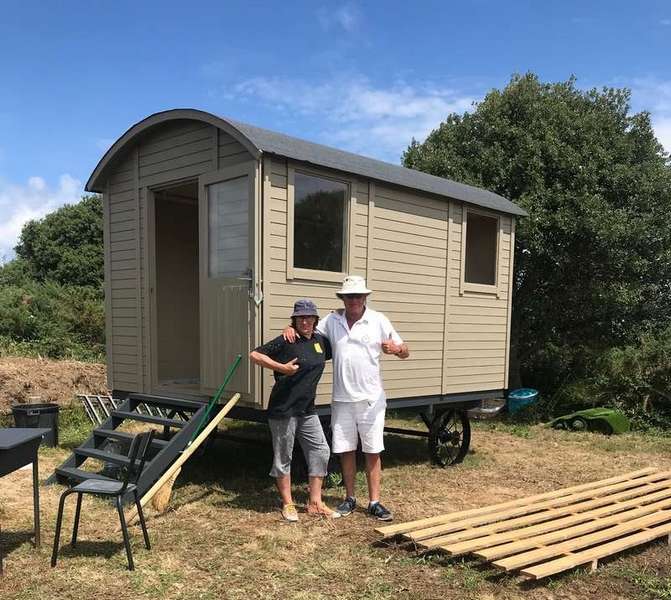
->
[444, 205, 513, 394]
[261, 159, 513, 406]
[103, 119, 253, 392]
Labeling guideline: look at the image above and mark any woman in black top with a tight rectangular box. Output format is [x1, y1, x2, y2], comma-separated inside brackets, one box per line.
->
[249, 299, 339, 521]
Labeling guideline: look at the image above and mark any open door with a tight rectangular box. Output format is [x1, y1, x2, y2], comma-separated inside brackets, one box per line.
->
[199, 162, 258, 397]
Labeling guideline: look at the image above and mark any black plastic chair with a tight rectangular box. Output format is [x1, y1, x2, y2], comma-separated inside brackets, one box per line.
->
[51, 430, 154, 570]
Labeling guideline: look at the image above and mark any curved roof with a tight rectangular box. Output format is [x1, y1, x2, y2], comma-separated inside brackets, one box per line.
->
[87, 108, 527, 217]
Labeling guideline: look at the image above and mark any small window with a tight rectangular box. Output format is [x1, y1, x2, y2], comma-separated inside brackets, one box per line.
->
[464, 212, 498, 285]
[293, 173, 347, 272]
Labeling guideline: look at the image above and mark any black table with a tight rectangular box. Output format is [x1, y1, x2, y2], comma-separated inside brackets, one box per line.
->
[0, 428, 49, 574]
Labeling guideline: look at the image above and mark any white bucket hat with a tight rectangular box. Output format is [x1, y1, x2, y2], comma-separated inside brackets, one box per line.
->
[336, 275, 372, 297]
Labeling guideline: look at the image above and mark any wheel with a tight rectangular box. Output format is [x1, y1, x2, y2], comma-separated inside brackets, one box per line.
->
[569, 416, 588, 431]
[428, 409, 471, 467]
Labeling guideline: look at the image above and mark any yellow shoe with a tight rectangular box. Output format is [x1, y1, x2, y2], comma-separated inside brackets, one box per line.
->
[281, 503, 299, 522]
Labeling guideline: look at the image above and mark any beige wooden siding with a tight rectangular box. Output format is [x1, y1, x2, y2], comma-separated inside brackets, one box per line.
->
[262, 159, 368, 406]
[443, 203, 512, 393]
[103, 119, 253, 393]
[369, 184, 447, 399]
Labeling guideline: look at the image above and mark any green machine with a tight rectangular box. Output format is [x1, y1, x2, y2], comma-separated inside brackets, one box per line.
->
[550, 408, 630, 435]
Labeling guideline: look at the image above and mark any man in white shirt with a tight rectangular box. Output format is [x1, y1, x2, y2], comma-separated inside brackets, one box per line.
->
[287, 275, 409, 520]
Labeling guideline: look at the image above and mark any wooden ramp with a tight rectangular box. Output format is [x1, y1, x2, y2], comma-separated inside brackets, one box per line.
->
[376, 469, 671, 580]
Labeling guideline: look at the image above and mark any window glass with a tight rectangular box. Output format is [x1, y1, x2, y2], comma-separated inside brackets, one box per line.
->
[464, 212, 498, 285]
[208, 176, 248, 278]
[293, 173, 346, 272]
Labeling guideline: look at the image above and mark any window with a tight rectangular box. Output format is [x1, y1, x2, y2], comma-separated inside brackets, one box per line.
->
[292, 172, 347, 273]
[208, 176, 249, 278]
[464, 211, 498, 286]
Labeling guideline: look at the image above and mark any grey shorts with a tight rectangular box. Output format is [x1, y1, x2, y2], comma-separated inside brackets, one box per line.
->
[268, 414, 330, 478]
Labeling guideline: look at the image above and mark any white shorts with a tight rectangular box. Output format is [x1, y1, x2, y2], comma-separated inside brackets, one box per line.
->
[331, 397, 386, 454]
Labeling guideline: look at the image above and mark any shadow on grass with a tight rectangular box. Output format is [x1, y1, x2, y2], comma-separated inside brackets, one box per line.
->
[56, 539, 126, 561]
[166, 420, 432, 513]
[0, 529, 36, 556]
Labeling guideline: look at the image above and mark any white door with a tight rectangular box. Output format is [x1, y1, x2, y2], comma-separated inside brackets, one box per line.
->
[199, 162, 258, 396]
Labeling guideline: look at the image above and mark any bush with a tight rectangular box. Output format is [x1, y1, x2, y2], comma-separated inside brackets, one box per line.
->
[0, 280, 105, 361]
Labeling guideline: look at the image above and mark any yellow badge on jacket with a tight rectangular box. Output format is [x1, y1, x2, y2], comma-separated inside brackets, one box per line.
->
[313, 342, 323, 353]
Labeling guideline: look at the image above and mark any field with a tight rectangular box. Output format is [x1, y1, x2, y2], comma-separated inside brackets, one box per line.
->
[1, 405, 670, 600]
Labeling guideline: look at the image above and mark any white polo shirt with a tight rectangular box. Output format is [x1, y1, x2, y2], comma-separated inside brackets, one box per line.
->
[317, 307, 403, 403]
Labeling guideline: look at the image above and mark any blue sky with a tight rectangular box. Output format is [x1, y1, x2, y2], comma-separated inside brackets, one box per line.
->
[1, 0, 670, 259]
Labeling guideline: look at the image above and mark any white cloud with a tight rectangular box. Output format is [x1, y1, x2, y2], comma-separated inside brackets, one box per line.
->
[317, 3, 362, 33]
[0, 174, 82, 262]
[660, 19, 671, 26]
[629, 78, 671, 154]
[231, 76, 474, 161]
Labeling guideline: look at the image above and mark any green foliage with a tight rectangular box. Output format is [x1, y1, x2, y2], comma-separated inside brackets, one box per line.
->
[403, 73, 671, 427]
[14, 194, 103, 287]
[0, 278, 105, 362]
[0, 195, 105, 360]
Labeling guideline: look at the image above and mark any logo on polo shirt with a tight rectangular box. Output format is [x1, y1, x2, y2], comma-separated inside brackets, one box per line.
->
[314, 342, 323, 353]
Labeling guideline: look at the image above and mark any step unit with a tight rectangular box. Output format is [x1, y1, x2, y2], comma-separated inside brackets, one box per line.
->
[51, 394, 211, 503]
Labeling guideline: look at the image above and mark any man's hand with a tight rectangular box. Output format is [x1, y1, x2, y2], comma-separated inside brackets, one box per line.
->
[381, 333, 401, 355]
[280, 357, 299, 375]
[282, 325, 298, 343]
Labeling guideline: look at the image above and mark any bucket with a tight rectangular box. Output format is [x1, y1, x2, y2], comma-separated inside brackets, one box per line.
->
[507, 388, 539, 415]
[12, 403, 60, 447]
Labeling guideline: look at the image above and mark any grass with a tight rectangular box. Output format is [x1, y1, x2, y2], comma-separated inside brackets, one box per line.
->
[1, 408, 670, 599]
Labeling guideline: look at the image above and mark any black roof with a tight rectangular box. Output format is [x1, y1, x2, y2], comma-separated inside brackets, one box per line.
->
[230, 117, 527, 217]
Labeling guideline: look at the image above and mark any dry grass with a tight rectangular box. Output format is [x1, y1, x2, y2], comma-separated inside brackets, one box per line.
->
[1, 417, 670, 600]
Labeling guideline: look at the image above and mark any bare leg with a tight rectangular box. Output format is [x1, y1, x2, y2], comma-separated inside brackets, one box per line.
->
[307, 476, 324, 505]
[364, 453, 382, 503]
[275, 475, 293, 505]
[340, 451, 357, 498]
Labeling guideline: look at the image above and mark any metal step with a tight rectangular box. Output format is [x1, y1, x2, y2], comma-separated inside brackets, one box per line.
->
[112, 410, 187, 429]
[129, 393, 204, 411]
[55, 467, 117, 484]
[74, 447, 151, 467]
[93, 428, 169, 449]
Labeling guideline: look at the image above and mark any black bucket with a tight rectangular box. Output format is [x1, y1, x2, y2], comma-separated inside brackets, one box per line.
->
[12, 403, 60, 447]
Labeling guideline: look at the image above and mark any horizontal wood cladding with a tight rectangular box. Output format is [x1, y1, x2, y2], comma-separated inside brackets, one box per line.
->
[442, 202, 513, 392]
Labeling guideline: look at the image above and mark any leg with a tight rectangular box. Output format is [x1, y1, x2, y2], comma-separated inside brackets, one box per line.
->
[268, 417, 297, 507]
[71, 493, 83, 547]
[275, 474, 293, 506]
[51, 490, 73, 567]
[364, 453, 382, 502]
[116, 496, 134, 571]
[339, 451, 357, 499]
[295, 415, 331, 512]
[134, 490, 150, 550]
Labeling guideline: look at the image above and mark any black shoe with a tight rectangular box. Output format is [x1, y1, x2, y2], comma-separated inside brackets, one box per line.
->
[368, 502, 393, 521]
[336, 496, 356, 517]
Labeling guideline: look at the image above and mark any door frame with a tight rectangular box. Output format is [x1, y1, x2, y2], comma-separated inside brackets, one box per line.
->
[198, 160, 262, 401]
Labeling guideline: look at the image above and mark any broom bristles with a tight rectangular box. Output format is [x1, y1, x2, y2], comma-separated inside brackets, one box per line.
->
[151, 466, 182, 512]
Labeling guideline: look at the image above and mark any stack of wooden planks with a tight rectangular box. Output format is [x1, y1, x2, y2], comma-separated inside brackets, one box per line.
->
[376, 468, 671, 580]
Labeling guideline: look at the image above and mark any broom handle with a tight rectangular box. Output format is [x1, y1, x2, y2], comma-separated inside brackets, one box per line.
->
[126, 393, 241, 523]
[189, 354, 242, 444]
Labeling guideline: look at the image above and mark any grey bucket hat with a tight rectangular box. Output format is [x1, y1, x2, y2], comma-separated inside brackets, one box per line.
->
[291, 298, 319, 318]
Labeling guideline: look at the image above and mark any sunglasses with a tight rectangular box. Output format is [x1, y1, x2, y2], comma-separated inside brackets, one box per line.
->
[342, 294, 366, 299]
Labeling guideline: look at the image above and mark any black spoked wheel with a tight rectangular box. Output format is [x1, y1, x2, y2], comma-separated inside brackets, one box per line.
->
[428, 409, 471, 467]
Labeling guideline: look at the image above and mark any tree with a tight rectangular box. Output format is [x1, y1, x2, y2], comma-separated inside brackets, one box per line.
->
[403, 73, 671, 396]
[14, 194, 103, 288]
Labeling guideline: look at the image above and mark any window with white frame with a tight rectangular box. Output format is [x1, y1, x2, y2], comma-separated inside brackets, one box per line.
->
[464, 211, 498, 286]
[292, 172, 347, 273]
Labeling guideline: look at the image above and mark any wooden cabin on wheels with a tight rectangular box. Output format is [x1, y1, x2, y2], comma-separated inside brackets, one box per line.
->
[53, 109, 526, 495]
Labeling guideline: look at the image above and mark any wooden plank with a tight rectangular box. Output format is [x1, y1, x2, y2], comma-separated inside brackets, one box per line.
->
[375, 469, 658, 537]
[474, 496, 671, 563]
[406, 471, 671, 542]
[434, 483, 671, 556]
[520, 521, 671, 580]
[501, 507, 671, 570]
